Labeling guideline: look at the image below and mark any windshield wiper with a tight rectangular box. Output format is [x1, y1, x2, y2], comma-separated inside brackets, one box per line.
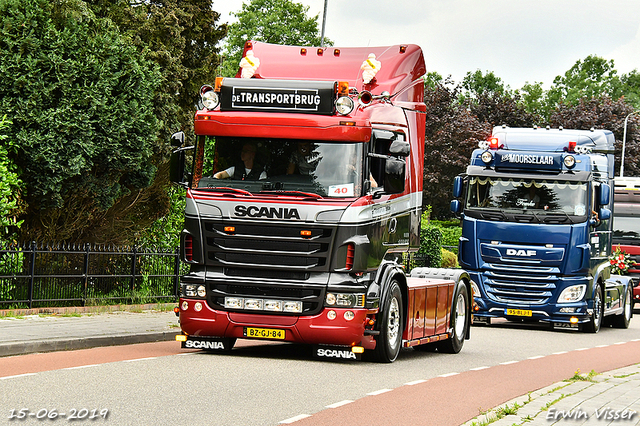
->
[534, 211, 575, 224]
[259, 190, 323, 199]
[202, 187, 253, 196]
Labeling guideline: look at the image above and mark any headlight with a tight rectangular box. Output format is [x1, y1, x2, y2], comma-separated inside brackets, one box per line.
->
[201, 88, 219, 110]
[558, 285, 586, 303]
[481, 151, 493, 164]
[184, 284, 197, 297]
[470, 280, 481, 298]
[563, 155, 576, 168]
[335, 96, 355, 115]
[325, 293, 365, 308]
[197, 285, 206, 298]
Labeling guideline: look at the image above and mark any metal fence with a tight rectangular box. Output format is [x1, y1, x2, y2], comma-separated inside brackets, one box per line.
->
[0, 242, 184, 309]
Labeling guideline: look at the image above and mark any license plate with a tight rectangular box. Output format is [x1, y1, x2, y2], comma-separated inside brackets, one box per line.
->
[505, 308, 532, 317]
[243, 327, 286, 340]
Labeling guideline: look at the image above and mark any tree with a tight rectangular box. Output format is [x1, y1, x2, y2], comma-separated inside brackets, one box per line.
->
[0, 0, 162, 243]
[549, 95, 640, 177]
[0, 115, 24, 242]
[88, 0, 228, 140]
[546, 55, 622, 110]
[423, 79, 489, 218]
[218, 0, 332, 77]
[461, 70, 509, 98]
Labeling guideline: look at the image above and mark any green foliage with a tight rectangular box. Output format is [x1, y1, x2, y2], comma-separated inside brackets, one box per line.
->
[0, 0, 162, 242]
[440, 248, 459, 268]
[431, 219, 461, 254]
[219, 0, 332, 77]
[415, 209, 442, 268]
[88, 0, 228, 141]
[135, 185, 185, 249]
[461, 69, 509, 98]
[547, 55, 622, 110]
[0, 115, 23, 241]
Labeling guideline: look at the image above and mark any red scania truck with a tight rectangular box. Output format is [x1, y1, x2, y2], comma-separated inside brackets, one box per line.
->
[169, 41, 471, 362]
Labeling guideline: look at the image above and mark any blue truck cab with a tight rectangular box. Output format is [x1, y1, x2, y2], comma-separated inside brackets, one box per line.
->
[451, 126, 634, 332]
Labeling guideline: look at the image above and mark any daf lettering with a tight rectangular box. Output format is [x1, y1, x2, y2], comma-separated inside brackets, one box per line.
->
[185, 340, 226, 350]
[316, 348, 357, 359]
[234, 205, 301, 220]
[506, 249, 536, 257]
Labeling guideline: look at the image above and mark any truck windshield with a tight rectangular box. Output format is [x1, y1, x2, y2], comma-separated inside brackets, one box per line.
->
[466, 177, 588, 217]
[613, 216, 640, 241]
[193, 136, 364, 198]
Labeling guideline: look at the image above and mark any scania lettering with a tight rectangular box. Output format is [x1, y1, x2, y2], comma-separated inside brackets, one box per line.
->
[170, 41, 471, 362]
[316, 348, 358, 360]
[451, 126, 634, 332]
[233, 205, 301, 219]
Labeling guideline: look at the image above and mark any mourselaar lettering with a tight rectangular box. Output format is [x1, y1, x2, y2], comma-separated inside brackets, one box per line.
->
[502, 154, 554, 165]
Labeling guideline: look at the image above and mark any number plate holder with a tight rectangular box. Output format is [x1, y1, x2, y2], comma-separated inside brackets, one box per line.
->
[243, 327, 286, 340]
[505, 308, 532, 317]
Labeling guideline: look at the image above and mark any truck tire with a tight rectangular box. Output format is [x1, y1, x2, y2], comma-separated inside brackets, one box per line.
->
[438, 281, 469, 354]
[580, 284, 603, 333]
[612, 285, 633, 329]
[372, 280, 403, 363]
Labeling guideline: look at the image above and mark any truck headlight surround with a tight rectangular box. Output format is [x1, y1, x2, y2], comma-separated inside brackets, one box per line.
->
[335, 96, 354, 115]
[470, 280, 481, 298]
[481, 151, 493, 164]
[200, 85, 219, 110]
[558, 284, 586, 303]
[184, 284, 197, 297]
[563, 155, 576, 168]
[325, 292, 365, 308]
[197, 285, 206, 298]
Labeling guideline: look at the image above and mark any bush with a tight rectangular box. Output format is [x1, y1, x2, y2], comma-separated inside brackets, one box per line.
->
[441, 248, 459, 268]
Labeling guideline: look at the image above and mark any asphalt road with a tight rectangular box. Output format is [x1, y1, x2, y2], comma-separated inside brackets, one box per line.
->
[1, 315, 640, 426]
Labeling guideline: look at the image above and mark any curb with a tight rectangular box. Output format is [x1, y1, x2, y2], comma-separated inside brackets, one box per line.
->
[0, 303, 176, 318]
[0, 331, 180, 358]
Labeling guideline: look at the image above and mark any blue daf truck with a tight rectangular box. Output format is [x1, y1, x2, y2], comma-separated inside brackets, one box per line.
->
[451, 126, 634, 332]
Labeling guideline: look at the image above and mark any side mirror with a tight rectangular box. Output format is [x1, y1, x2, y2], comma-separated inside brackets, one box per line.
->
[170, 149, 186, 184]
[450, 199, 462, 214]
[170, 146, 194, 186]
[388, 140, 410, 157]
[599, 183, 610, 206]
[599, 207, 611, 221]
[383, 158, 406, 194]
[452, 176, 463, 199]
[170, 131, 185, 148]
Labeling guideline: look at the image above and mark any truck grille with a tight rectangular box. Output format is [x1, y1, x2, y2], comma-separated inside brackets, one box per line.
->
[483, 264, 558, 305]
[204, 222, 332, 271]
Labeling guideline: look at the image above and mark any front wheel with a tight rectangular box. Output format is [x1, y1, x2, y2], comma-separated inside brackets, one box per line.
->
[371, 280, 403, 363]
[612, 285, 633, 329]
[439, 281, 469, 354]
[580, 284, 603, 333]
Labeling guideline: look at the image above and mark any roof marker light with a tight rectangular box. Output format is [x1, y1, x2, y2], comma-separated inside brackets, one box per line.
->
[300, 48, 307, 55]
[317, 48, 324, 56]
[399, 45, 407, 53]
[334, 49, 340, 56]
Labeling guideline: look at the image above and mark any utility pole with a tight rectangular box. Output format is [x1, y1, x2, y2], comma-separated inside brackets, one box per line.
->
[320, 0, 328, 47]
[621, 111, 637, 177]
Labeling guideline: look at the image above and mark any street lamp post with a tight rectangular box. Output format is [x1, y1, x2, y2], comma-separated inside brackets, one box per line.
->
[320, 0, 328, 47]
[620, 112, 637, 178]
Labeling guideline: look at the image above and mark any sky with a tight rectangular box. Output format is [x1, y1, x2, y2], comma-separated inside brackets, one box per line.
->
[212, 0, 640, 90]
